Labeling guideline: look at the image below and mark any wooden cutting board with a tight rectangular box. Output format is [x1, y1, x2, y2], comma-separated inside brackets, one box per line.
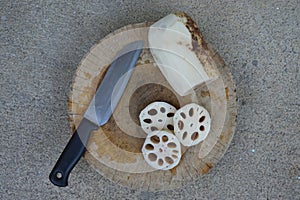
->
[67, 22, 237, 191]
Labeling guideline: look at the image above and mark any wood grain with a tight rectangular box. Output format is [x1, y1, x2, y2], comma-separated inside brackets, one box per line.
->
[68, 18, 237, 191]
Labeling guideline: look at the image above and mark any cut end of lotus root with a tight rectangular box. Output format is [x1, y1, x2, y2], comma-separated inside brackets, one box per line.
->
[139, 102, 176, 134]
[142, 131, 181, 170]
[174, 103, 211, 147]
[148, 13, 219, 96]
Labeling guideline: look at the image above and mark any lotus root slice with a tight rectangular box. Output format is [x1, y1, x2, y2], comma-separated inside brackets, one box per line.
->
[142, 131, 181, 170]
[139, 102, 176, 134]
[174, 103, 211, 147]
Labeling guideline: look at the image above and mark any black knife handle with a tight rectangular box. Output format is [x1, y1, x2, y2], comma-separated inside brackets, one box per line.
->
[49, 118, 97, 187]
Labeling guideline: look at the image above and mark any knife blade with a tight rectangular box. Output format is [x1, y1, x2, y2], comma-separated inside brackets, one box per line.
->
[49, 41, 144, 187]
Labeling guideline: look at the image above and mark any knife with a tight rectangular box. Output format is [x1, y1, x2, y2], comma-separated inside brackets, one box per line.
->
[49, 41, 144, 187]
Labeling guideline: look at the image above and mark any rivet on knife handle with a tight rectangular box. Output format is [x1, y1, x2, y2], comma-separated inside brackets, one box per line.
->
[49, 119, 97, 187]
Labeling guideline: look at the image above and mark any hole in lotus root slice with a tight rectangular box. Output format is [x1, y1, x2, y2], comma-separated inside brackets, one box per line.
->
[158, 159, 164, 166]
[145, 144, 154, 150]
[167, 124, 174, 130]
[178, 120, 184, 130]
[199, 116, 205, 123]
[172, 154, 178, 159]
[142, 131, 181, 170]
[165, 157, 174, 164]
[167, 142, 177, 148]
[199, 125, 205, 131]
[150, 135, 160, 144]
[182, 131, 187, 140]
[167, 112, 175, 117]
[151, 126, 158, 131]
[148, 153, 157, 161]
[174, 103, 211, 147]
[139, 102, 177, 134]
[191, 132, 199, 141]
[180, 112, 186, 119]
[189, 108, 194, 117]
[143, 118, 152, 124]
[148, 109, 158, 115]
[162, 135, 168, 142]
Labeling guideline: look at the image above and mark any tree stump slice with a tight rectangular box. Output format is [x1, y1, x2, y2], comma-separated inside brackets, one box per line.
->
[68, 22, 237, 191]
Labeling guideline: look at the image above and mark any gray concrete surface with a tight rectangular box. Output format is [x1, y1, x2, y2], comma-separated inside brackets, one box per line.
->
[1, 0, 299, 199]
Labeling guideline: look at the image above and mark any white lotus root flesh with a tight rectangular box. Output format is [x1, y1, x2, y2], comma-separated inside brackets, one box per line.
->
[142, 131, 181, 170]
[174, 103, 211, 147]
[148, 13, 219, 96]
[139, 102, 176, 134]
